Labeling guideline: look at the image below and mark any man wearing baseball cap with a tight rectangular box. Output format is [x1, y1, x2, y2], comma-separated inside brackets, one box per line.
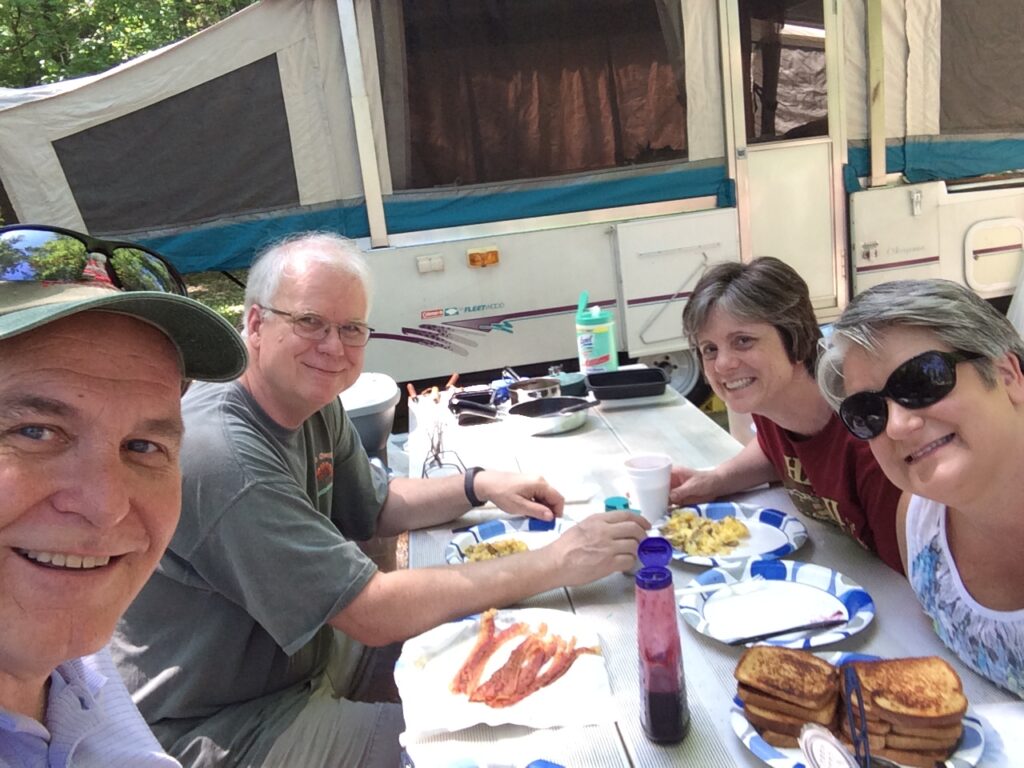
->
[0, 224, 246, 767]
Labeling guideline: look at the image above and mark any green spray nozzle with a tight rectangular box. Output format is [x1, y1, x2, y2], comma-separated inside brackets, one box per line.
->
[576, 290, 589, 317]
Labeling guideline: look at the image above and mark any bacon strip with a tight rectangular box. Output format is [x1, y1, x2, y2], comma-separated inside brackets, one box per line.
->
[452, 611, 602, 708]
[450, 609, 528, 695]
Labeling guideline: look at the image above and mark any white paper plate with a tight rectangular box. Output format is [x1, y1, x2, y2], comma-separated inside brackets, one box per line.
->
[445, 517, 575, 564]
[730, 652, 985, 768]
[395, 608, 612, 736]
[678, 560, 875, 648]
[655, 502, 808, 566]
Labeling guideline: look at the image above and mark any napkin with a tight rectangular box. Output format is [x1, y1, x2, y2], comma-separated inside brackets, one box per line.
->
[975, 701, 1024, 767]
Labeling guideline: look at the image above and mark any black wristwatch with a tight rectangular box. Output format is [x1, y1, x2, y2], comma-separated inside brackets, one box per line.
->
[464, 466, 486, 507]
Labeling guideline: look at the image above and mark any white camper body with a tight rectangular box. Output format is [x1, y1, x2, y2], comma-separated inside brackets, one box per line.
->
[1, 0, 1022, 386]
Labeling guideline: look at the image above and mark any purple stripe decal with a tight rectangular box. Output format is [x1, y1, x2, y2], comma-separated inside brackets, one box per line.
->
[855, 255, 940, 273]
[626, 292, 692, 307]
[370, 332, 470, 355]
[441, 299, 616, 332]
[973, 243, 1023, 257]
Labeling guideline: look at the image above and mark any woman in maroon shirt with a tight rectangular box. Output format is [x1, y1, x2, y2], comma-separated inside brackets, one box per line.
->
[668, 257, 903, 572]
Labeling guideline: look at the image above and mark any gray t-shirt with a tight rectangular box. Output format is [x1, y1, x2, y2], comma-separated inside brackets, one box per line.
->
[112, 381, 388, 765]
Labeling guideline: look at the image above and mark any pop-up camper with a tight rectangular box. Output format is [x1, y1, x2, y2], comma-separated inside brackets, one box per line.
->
[1, 0, 1022, 388]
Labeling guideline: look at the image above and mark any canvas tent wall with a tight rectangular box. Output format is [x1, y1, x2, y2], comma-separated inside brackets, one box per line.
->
[0, 0, 1022, 280]
[0, 0, 363, 272]
[0, 0, 732, 274]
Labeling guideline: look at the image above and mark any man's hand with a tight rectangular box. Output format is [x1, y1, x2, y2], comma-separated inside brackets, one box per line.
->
[545, 511, 651, 586]
[668, 465, 716, 506]
[474, 470, 565, 521]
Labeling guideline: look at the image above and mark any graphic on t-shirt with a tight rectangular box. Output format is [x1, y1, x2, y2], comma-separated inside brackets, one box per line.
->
[315, 451, 333, 497]
[779, 455, 856, 538]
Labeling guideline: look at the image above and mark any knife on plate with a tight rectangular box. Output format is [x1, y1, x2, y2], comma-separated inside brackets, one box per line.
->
[724, 614, 847, 646]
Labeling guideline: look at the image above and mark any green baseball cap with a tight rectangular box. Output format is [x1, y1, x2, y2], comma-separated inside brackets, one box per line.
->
[0, 282, 247, 382]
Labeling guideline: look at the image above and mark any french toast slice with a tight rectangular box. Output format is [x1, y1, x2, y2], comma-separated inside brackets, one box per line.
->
[743, 701, 810, 738]
[735, 646, 838, 710]
[889, 719, 963, 740]
[841, 707, 892, 735]
[885, 731, 961, 751]
[872, 745, 952, 768]
[759, 728, 799, 749]
[737, 683, 837, 725]
[843, 657, 967, 728]
[837, 727, 886, 751]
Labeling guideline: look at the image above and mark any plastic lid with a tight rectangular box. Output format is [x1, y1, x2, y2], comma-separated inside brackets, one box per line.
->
[604, 495, 631, 511]
[576, 303, 613, 326]
[635, 537, 674, 589]
[798, 724, 859, 768]
[638, 537, 673, 567]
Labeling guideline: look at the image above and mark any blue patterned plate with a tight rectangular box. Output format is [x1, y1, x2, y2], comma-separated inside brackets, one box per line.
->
[655, 502, 808, 566]
[730, 652, 985, 768]
[445, 517, 575, 564]
[678, 560, 875, 648]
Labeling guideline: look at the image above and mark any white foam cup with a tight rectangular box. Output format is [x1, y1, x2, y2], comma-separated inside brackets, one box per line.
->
[623, 453, 672, 524]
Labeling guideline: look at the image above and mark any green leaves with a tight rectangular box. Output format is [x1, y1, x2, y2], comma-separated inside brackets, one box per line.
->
[0, 0, 256, 88]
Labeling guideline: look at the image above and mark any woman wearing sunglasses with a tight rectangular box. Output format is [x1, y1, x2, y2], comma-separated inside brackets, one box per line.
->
[818, 279, 1024, 697]
[671, 257, 904, 573]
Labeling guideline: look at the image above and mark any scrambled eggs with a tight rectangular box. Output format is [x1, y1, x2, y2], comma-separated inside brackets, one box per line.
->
[463, 538, 529, 562]
[661, 509, 749, 556]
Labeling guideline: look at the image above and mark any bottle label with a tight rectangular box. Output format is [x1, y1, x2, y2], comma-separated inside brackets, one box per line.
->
[576, 323, 618, 373]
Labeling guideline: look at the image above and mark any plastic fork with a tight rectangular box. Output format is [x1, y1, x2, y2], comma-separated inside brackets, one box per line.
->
[675, 575, 765, 598]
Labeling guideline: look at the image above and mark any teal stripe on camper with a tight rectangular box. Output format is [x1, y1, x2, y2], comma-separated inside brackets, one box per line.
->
[382, 163, 728, 234]
[140, 206, 370, 273]
[848, 136, 1024, 183]
[846, 141, 906, 178]
[141, 162, 730, 273]
[842, 164, 862, 194]
[902, 136, 1024, 182]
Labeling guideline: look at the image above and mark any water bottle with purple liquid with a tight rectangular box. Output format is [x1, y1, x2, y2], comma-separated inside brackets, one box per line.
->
[636, 537, 690, 744]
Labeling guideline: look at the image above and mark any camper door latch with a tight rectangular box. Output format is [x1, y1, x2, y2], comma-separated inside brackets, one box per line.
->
[910, 190, 923, 216]
[860, 241, 878, 261]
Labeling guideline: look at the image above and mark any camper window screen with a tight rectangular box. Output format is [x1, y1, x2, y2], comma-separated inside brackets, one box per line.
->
[939, 0, 1024, 132]
[380, 0, 688, 190]
[53, 55, 299, 234]
[740, 1, 827, 144]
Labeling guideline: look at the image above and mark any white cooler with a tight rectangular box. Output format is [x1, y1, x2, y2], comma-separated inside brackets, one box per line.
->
[339, 372, 400, 467]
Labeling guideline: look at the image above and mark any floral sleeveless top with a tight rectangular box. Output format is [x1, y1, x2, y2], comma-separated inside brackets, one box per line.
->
[906, 495, 1024, 698]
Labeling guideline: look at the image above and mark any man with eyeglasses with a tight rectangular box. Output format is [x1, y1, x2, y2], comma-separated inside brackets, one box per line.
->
[112, 232, 649, 768]
[0, 224, 248, 766]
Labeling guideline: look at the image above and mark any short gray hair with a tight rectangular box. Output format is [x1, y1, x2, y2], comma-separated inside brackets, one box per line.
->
[683, 257, 821, 376]
[243, 232, 373, 318]
[817, 279, 1024, 409]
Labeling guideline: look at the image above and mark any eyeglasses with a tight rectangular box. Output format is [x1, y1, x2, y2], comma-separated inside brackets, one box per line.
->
[260, 305, 374, 347]
[0, 224, 187, 295]
[839, 350, 983, 440]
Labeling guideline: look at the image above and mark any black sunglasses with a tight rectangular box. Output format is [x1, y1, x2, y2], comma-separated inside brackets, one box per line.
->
[839, 350, 983, 440]
[0, 224, 187, 295]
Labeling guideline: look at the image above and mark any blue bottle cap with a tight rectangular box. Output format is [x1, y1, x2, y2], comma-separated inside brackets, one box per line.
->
[638, 536, 673, 567]
[635, 537, 674, 590]
[604, 495, 630, 511]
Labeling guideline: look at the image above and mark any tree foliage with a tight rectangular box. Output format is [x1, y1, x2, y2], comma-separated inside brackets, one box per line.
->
[0, 0, 257, 88]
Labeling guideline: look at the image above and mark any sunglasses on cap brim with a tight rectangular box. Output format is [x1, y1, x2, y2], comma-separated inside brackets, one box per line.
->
[838, 350, 984, 440]
[0, 224, 187, 295]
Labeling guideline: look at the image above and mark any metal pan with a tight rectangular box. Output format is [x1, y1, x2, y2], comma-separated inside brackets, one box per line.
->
[507, 376, 561, 404]
[453, 396, 596, 436]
